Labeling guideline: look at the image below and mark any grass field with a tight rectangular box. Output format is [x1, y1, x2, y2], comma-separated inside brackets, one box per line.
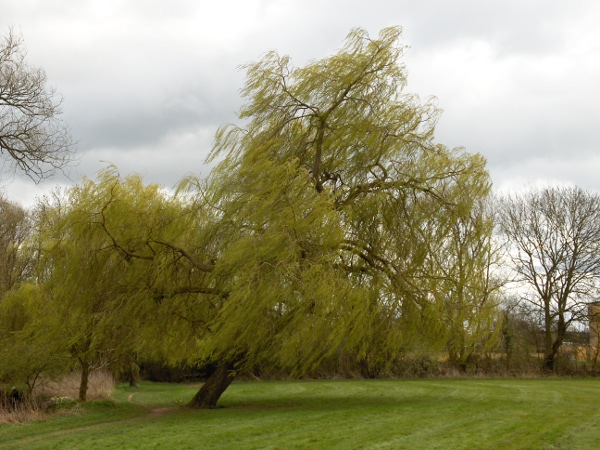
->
[1, 378, 599, 449]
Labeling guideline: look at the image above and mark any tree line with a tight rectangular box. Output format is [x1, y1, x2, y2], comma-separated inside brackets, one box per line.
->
[2, 26, 600, 409]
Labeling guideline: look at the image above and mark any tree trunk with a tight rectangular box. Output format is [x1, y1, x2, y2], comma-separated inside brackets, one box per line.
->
[128, 361, 139, 387]
[188, 360, 236, 409]
[543, 300, 554, 372]
[79, 363, 90, 402]
[544, 312, 567, 372]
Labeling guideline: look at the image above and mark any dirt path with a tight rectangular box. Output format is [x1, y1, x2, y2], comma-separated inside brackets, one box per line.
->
[5, 394, 183, 448]
[127, 392, 180, 417]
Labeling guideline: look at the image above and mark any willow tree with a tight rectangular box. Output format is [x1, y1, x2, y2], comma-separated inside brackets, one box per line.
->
[32, 170, 187, 401]
[49, 27, 495, 408]
[174, 26, 495, 407]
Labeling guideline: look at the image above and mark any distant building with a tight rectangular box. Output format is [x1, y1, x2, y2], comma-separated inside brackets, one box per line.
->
[589, 302, 600, 350]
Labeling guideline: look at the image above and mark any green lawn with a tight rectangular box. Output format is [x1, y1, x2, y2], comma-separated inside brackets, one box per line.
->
[1, 378, 599, 449]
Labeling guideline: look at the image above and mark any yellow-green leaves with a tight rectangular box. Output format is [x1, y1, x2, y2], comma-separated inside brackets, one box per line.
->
[191, 26, 498, 373]
[21, 27, 499, 389]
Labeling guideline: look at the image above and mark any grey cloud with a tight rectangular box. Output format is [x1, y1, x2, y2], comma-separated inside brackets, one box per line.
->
[2, 0, 600, 206]
[63, 77, 240, 152]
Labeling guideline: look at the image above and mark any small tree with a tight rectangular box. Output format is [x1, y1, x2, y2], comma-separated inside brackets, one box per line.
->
[497, 187, 600, 371]
[499, 297, 545, 373]
[0, 28, 74, 181]
[32, 171, 178, 401]
[431, 199, 502, 370]
[0, 194, 30, 295]
[0, 197, 62, 392]
[0, 284, 68, 393]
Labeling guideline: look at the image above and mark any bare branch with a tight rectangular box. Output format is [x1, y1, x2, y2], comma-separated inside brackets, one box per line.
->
[0, 28, 75, 182]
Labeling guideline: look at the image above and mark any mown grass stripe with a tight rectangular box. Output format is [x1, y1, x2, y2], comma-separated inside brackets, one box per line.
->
[1, 379, 599, 449]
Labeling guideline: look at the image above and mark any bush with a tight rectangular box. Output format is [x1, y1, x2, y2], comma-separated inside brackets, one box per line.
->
[0, 387, 53, 424]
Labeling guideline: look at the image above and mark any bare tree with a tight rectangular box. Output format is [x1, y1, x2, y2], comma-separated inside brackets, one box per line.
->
[497, 186, 600, 371]
[0, 194, 30, 294]
[0, 28, 74, 182]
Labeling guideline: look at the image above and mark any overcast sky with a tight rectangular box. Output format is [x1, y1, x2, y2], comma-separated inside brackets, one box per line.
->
[2, 0, 600, 206]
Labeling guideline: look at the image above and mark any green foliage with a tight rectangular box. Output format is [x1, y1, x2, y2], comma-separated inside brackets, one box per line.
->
[0, 284, 68, 391]
[10, 27, 500, 407]
[29, 168, 190, 399]
[176, 26, 498, 374]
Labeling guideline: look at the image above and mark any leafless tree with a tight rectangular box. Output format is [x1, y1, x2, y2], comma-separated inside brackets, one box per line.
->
[0, 194, 30, 295]
[497, 186, 600, 371]
[0, 28, 74, 182]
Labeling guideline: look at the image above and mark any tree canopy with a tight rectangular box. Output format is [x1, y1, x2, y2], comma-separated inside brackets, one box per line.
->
[172, 26, 496, 406]
[4, 27, 498, 408]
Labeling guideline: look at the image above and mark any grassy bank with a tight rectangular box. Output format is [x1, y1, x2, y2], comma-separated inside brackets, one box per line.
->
[1, 378, 599, 449]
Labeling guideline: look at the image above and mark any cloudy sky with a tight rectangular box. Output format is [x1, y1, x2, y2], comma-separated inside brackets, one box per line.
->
[2, 0, 600, 206]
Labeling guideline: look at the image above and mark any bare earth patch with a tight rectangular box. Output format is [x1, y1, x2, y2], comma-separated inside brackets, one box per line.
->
[127, 393, 179, 417]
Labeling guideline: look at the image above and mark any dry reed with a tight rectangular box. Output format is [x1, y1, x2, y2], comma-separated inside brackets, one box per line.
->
[0, 370, 114, 424]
